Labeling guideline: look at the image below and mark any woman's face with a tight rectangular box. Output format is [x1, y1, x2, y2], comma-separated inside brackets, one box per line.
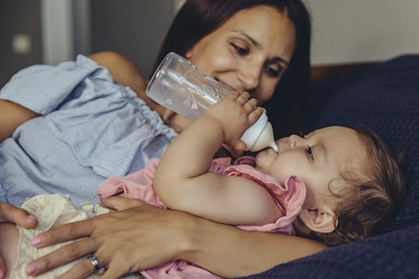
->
[185, 5, 296, 104]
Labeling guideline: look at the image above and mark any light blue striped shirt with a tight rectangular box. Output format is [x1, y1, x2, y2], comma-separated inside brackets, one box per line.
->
[0, 55, 177, 207]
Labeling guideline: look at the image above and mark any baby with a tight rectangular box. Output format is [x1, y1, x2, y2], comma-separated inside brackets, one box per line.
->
[0, 92, 405, 278]
[99, 92, 405, 277]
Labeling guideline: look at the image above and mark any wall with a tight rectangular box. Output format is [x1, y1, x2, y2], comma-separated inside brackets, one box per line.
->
[0, 0, 175, 87]
[307, 0, 419, 65]
[79, 0, 419, 70]
[41, 0, 74, 65]
[90, 0, 175, 77]
[0, 1, 43, 87]
[1, 1, 419, 88]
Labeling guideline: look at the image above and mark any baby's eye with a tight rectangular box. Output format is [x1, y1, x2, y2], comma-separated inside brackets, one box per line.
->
[306, 145, 314, 160]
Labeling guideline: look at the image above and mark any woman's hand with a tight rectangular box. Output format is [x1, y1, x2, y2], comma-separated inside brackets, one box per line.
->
[0, 203, 38, 228]
[25, 196, 196, 279]
[0, 203, 38, 277]
[26, 196, 327, 279]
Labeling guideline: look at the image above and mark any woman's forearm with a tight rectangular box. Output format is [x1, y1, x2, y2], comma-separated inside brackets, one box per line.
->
[88, 51, 172, 122]
[0, 100, 39, 142]
[88, 51, 149, 93]
[182, 217, 327, 278]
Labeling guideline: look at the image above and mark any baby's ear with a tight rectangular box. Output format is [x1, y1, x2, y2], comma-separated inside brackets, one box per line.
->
[298, 206, 337, 233]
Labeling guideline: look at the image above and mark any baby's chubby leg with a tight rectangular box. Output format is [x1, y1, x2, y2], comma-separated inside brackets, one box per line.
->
[0, 223, 19, 278]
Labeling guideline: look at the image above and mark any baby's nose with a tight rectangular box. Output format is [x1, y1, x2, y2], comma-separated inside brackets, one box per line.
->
[288, 134, 302, 149]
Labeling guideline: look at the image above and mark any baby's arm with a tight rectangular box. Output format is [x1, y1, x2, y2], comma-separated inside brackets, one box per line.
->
[154, 92, 283, 226]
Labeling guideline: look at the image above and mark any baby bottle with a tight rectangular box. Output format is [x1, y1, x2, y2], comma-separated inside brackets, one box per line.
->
[146, 52, 278, 152]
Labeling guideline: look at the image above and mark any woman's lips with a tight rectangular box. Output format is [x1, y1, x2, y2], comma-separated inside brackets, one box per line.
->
[217, 80, 237, 92]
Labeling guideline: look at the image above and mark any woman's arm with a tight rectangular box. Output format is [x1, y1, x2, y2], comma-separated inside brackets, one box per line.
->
[89, 51, 192, 133]
[188, 212, 327, 278]
[0, 100, 40, 142]
[88, 51, 163, 112]
[88, 51, 148, 95]
[88, 51, 152, 109]
[26, 196, 327, 279]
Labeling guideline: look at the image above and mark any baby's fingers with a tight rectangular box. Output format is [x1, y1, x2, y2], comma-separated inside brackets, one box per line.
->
[235, 91, 250, 102]
[242, 98, 258, 114]
[248, 107, 265, 124]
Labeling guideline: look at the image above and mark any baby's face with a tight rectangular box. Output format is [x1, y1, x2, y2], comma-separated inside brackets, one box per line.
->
[255, 126, 365, 210]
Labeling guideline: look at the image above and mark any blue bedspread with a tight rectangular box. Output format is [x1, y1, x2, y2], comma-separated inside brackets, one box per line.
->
[242, 54, 419, 279]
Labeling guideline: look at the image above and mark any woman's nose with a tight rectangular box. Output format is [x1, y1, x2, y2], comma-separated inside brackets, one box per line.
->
[238, 63, 262, 91]
[288, 134, 303, 149]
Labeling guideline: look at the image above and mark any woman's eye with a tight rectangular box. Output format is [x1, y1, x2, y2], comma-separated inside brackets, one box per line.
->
[265, 66, 280, 78]
[306, 145, 314, 159]
[231, 43, 248, 56]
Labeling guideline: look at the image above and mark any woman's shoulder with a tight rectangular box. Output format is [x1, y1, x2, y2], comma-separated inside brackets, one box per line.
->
[89, 51, 149, 95]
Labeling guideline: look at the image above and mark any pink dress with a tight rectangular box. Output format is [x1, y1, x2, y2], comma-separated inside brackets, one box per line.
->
[98, 156, 306, 279]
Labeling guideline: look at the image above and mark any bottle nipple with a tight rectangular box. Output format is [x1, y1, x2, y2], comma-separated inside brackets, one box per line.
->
[241, 113, 278, 152]
[249, 121, 278, 152]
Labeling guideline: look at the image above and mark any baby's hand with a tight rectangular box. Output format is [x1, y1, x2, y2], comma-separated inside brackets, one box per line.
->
[206, 91, 264, 152]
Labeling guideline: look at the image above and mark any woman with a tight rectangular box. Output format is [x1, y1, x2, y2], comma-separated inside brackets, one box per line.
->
[0, 1, 322, 278]
[89, 0, 311, 139]
[153, 0, 311, 138]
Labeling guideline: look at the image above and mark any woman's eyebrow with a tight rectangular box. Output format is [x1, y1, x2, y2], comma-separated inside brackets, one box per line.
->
[233, 30, 260, 47]
[271, 56, 289, 66]
[233, 31, 289, 66]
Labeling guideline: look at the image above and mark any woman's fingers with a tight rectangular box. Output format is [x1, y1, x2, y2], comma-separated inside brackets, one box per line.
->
[56, 257, 100, 279]
[0, 202, 38, 228]
[28, 212, 137, 278]
[27, 236, 97, 276]
[26, 202, 160, 277]
[100, 195, 148, 211]
[33, 217, 95, 248]
[27, 200, 194, 278]
[26, 217, 99, 276]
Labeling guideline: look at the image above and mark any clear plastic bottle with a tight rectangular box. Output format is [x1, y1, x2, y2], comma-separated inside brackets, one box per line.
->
[146, 52, 278, 152]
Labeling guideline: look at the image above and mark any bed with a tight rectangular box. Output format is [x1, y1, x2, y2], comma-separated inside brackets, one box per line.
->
[241, 54, 419, 279]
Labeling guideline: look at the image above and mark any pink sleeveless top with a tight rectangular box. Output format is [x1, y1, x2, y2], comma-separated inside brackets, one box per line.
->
[98, 156, 306, 279]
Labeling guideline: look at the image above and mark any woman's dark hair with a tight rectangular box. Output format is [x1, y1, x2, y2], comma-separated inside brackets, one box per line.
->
[153, 0, 312, 138]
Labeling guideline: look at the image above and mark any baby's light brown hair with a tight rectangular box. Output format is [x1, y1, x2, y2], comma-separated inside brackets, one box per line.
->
[310, 127, 405, 246]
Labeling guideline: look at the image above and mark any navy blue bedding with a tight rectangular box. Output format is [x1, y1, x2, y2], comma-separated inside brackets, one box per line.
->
[242, 54, 419, 279]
